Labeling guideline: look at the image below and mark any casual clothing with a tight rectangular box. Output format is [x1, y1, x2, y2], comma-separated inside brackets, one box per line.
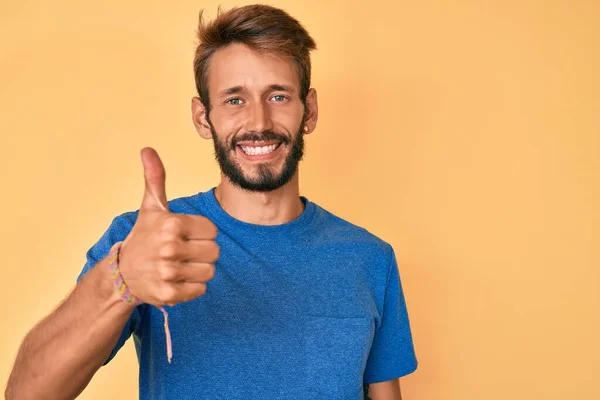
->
[77, 188, 417, 399]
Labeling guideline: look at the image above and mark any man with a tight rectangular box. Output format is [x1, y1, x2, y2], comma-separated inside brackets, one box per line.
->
[6, 4, 417, 399]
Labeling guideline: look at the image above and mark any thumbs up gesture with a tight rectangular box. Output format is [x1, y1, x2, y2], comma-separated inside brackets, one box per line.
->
[118, 147, 219, 307]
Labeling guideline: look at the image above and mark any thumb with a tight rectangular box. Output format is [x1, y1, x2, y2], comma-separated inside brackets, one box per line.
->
[140, 147, 169, 212]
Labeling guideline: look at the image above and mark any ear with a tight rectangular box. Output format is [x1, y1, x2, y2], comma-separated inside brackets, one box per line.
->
[191, 97, 212, 139]
[303, 88, 319, 135]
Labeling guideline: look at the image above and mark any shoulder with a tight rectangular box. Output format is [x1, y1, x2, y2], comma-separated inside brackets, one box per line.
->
[311, 201, 394, 259]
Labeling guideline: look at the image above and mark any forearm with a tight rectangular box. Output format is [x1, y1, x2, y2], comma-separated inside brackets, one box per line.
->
[365, 380, 403, 400]
[5, 257, 136, 400]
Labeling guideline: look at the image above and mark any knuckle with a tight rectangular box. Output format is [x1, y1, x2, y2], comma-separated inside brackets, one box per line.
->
[161, 215, 183, 234]
[158, 265, 178, 282]
[206, 264, 216, 280]
[208, 243, 220, 263]
[207, 221, 218, 239]
[159, 241, 178, 260]
[197, 283, 207, 296]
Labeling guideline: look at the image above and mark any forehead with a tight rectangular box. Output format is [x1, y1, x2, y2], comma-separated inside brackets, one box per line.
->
[207, 43, 299, 95]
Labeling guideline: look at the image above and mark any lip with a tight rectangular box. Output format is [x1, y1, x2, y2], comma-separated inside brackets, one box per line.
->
[236, 140, 282, 147]
[236, 142, 284, 161]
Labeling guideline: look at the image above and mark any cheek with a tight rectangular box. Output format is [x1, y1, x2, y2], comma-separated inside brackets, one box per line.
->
[271, 106, 304, 131]
[211, 110, 244, 138]
[212, 103, 304, 134]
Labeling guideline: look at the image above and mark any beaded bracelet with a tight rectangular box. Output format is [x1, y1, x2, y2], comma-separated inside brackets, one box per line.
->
[108, 241, 173, 363]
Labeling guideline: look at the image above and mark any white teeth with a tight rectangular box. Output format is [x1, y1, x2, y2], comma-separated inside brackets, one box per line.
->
[240, 143, 279, 155]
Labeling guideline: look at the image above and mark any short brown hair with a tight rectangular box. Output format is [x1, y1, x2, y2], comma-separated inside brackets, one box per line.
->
[193, 4, 317, 110]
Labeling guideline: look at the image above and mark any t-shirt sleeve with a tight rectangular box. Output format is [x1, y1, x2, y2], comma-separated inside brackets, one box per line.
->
[76, 212, 144, 366]
[363, 246, 418, 383]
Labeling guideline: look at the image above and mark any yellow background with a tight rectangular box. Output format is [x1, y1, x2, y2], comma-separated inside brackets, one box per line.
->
[1, 1, 598, 399]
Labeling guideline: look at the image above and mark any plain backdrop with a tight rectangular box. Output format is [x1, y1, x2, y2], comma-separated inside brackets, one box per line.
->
[1, 1, 599, 399]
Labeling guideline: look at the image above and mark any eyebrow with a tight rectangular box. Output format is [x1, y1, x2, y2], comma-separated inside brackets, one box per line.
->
[217, 84, 296, 97]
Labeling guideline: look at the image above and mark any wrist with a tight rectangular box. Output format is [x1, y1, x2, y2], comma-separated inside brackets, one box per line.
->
[106, 241, 142, 306]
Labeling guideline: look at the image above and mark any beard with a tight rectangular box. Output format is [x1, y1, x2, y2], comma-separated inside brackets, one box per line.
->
[207, 114, 306, 193]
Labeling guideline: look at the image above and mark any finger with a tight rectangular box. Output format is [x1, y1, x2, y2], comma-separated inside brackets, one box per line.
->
[140, 147, 169, 212]
[162, 282, 208, 306]
[179, 239, 220, 264]
[175, 262, 216, 283]
[158, 239, 220, 263]
[178, 214, 218, 240]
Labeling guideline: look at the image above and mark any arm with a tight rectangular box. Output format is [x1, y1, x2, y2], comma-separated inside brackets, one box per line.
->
[5, 256, 136, 400]
[365, 379, 403, 400]
[363, 246, 417, 396]
[6, 148, 218, 400]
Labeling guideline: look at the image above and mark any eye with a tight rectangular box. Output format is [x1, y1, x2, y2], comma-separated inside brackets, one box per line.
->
[270, 94, 288, 102]
[226, 98, 244, 105]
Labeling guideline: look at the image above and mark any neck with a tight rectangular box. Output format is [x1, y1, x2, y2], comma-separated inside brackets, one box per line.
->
[214, 173, 304, 225]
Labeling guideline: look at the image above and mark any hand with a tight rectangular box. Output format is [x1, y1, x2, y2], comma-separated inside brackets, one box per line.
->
[118, 147, 219, 307]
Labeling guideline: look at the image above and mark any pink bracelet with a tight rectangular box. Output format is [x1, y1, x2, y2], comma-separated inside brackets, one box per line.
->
[107, 242, 142, 305]
[108, 241, 173, 363]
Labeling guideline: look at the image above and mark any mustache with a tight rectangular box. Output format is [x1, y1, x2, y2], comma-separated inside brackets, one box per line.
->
[231, 130, 291, 149]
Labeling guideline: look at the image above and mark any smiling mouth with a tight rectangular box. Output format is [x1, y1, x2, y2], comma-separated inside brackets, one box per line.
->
[237, 141, 282, 156]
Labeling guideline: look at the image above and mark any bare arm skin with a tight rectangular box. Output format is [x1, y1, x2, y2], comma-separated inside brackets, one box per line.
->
[6, 148, 217, 400]
[5, 256, 136, 400]
[365, 379, 403, 400]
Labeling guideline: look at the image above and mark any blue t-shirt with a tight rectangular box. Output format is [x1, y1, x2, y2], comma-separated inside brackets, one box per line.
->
[77, 188, 417, 399]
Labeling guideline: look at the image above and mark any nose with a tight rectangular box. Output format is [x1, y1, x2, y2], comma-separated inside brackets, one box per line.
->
[244, 101, 273, 133]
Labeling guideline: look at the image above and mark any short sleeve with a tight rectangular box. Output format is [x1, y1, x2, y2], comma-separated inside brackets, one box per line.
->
[76, 212, 145, 366]
[363, 247, 418, 383]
